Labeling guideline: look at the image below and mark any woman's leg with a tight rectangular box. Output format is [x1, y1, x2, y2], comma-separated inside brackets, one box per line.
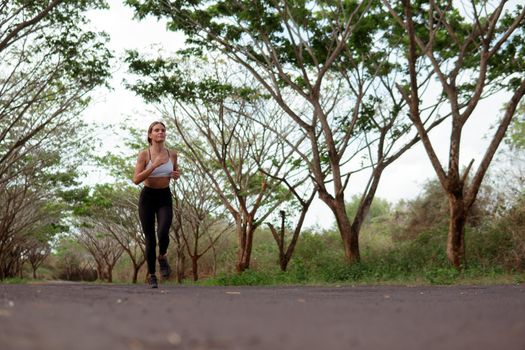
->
[139, 191, 157, 275]
[156, 205, 173, 256]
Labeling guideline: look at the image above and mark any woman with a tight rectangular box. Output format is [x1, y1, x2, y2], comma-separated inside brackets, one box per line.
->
[133, 121, 180, 288]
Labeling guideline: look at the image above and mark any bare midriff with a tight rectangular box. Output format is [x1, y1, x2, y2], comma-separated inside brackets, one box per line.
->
[144, 177, 171, 189]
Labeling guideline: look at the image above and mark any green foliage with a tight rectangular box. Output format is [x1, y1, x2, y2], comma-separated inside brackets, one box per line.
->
[45, 171, 525, 286]
[1, 277, 29, 284]
[53, 236, 97, 281]
[193, 175, 525, 286]
[384, 1, 525, 98]
[506, 102, 525, 149]
[468, 196, 525, 271]
[200, 218, 522, 286]
[125, 50, 261, 103]
[0, 0, 114, 279]
[197, 226, 519, 286]
[124, 0, 392, 87]
[346, 195, 391, 224]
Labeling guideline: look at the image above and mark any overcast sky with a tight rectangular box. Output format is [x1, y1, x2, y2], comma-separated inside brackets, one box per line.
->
[82, 1, 512, 229]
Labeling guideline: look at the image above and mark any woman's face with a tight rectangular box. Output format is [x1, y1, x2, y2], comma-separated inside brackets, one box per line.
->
[149, 123, 166, 143]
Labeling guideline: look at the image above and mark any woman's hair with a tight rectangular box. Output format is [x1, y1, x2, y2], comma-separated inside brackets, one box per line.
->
[147, 121, 166, 145]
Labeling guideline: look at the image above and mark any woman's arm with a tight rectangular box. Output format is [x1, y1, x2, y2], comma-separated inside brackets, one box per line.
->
[133, 150, 165, 184]
[170, 150, 180, 180]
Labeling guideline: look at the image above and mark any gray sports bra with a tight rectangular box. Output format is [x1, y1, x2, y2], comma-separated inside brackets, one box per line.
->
[146, 148, 173, 178]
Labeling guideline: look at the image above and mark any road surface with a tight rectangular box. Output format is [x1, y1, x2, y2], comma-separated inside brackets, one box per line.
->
[1, 283, 524, 350]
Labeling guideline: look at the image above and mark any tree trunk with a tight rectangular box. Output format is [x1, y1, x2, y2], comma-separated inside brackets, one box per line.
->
[318, 188, 360, 263]
[271, 202, 311, 272]
[333, 198, 360, 262]
[235, 220, 256, 273]
[267, 211, 288, 272]
[176, 252, 185, 283]
[447, 194, 467, 269]
[191, 256, 199, 281]
[211, 241, 217, 277]
[280, 255, 288, 272]
[96, 264, 103, 281]
[132, 264, 139, 284]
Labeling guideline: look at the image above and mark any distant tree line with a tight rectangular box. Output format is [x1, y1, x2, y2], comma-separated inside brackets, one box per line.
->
[0, 0, 112, 279]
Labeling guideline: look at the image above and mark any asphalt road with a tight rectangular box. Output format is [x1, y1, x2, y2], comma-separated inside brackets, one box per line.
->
[0, 283, 524, 350]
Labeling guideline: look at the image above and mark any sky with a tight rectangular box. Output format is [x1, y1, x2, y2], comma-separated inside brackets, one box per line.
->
[82, 1, 513, 229]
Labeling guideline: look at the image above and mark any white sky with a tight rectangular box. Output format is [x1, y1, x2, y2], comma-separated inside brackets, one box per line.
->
[82, 1, 513, 229]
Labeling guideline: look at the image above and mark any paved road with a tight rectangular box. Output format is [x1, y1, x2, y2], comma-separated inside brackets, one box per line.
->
[0, 283, 524, 350]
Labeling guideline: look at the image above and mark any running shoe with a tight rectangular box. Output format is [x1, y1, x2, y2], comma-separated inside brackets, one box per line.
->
[158, 255, 172, 279]
[147, 274, 158, 288]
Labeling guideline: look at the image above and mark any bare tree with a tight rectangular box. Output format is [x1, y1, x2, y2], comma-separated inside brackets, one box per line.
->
[246, 100, 317, 271]
[384, 0, 525, 268]
[54, 236, 98, 281]
[102, 189, 147, 284]
[25, 239, 52, 279]
[78, 225, 124, 283]
[172, 165, 232, 280]
[169, 215, 187, 283]
[172, 105, 287, 272]
[70, 184, 147, 283]
[0, 156, 67, 279]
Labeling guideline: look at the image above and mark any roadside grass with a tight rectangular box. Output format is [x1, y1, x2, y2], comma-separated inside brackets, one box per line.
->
[191, 227, 525, 287]
[191, 268, 524, 287]
[4, 213, 524, 287]
[3, 270, 522, 286]
[1, 277, 29, 284]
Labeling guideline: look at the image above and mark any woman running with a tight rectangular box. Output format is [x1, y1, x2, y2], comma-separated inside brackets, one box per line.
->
[133, 121, 180, 288]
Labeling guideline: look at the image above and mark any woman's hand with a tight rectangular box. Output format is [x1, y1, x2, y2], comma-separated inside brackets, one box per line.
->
[151, 156, 167, 168]
[171, 169, 181, 180]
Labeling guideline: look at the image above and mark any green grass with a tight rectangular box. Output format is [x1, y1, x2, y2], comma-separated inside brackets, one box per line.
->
[189, 227, 525, 287]
[6, 211, 523, 287]
[190, 263, 524, 287]
[1, 277, 31, 284]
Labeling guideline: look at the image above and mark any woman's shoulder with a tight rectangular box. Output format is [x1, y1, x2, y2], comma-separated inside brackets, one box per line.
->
[137, 148, 150, 160]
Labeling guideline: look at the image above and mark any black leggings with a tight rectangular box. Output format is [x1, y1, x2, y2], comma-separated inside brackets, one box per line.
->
[138, 187, 173, 274]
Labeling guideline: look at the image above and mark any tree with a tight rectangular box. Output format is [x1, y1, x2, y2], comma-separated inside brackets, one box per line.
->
[0, 0, 112, 182]
[0, 149, 74, 279]
[127, 56, 303, 272]
[0, 0, 112, 278]
[251, 101, 317, 271]
[97, 186, 146, 283]
[172, 165, 231, 280]
[171, 96, 292, 273]
[53, 235, 97, 281]
[25, 239, 52, 279]
[71, 184, 146, 283]
[126, 0, 446, 263]
[78, 225, 124, 283]
[384, 0, 525, 268]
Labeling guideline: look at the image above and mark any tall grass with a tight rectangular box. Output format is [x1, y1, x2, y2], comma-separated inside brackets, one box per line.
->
[196, 224, 525, 286]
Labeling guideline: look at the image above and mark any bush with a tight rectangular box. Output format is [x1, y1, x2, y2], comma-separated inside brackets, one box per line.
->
[468, 199, 525, 271]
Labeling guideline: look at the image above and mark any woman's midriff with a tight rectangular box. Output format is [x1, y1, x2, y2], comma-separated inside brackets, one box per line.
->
[144, 177, 171, 189]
